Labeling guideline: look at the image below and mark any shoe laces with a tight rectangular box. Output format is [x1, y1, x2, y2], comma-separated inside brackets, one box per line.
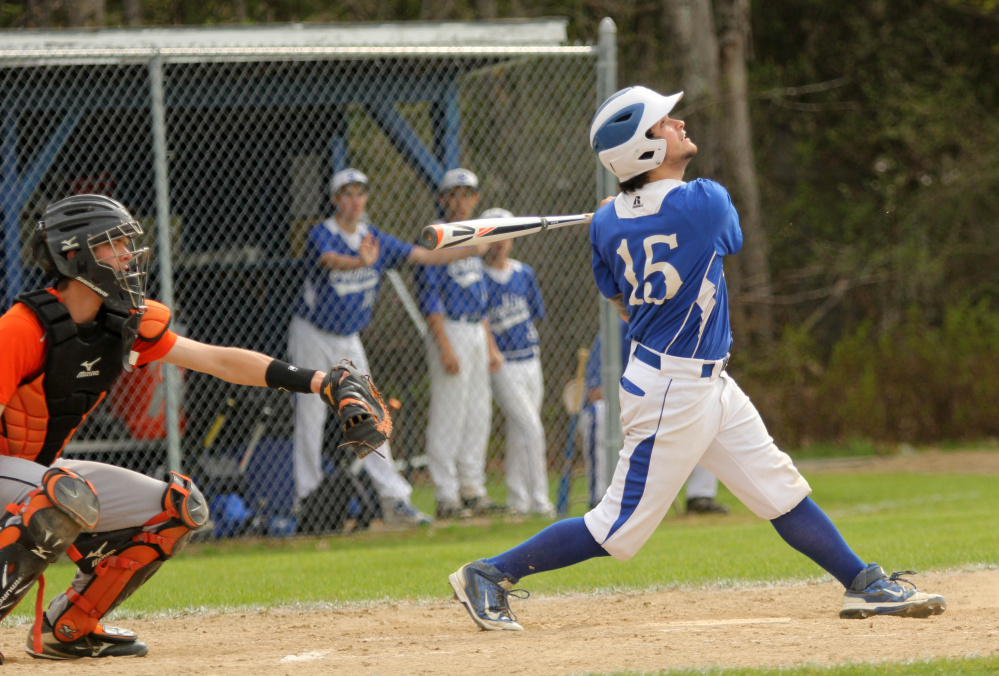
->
[888, 570, 918, 589]
[489, 578, 530, 622]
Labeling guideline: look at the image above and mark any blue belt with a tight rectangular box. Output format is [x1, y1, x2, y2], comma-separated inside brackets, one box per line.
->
[503, 349, 539, 363]
[634, 344, 730, 379]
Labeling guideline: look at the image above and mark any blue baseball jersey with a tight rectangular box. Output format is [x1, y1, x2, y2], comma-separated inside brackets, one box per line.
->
[590, 178, 742, 360]
[294, 218, 413, 335]
[414, 240, 488, 319]
[484, 260, 545, 359]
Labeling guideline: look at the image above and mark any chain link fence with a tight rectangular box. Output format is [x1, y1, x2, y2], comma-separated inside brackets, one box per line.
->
[0, 26, 617, 538]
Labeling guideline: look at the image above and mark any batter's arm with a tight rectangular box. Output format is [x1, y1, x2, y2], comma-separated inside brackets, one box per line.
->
[160, 336, 324, 393]
[608, 293, 629, 322]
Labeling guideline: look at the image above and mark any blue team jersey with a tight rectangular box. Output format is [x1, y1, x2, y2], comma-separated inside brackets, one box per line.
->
[294, 218, 413, 335]
[414, 239, 488, 320]
[484, 260, 545, 360]
[590, 178, 742, 360]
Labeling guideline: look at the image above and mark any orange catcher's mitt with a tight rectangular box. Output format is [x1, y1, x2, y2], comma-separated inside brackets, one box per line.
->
[319, 360, 392, 458]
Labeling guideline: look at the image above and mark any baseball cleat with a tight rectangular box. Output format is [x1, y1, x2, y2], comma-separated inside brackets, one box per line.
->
[686, 497, 730, 515]
[381, 499, 433, 527]
[25, 618, 148, 659]
[435, 500, 473, 520]
[449, 560, 528, 631]
[462, 496, 507, 516]
[840, 563, 946, 619]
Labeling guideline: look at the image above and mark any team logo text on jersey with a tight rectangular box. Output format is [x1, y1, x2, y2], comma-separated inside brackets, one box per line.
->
[489, 294, 531, 333]
[77, 357, 102, 378]
[60, 237, 79, 251]
[447, 257, 484, 288]
[329, 267, 379, 296]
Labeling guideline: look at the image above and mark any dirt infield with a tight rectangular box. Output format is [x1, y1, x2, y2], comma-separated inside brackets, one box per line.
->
[2, 450, 997, 674]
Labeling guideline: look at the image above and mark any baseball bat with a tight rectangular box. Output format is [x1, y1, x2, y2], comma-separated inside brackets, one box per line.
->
[556, 347, 590, 516]
[420, 213, 593, 251]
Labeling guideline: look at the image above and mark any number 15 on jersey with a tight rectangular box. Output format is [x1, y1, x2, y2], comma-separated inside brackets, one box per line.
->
[616, 235, 684, 306]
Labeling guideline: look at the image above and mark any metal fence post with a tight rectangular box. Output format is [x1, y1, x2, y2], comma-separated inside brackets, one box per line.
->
[149, 54, 183, 476]
[596, 17, 621, 492]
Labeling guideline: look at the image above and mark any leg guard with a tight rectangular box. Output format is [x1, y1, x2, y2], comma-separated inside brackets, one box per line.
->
[46, 472, 207, 645]
[0, 468, 99, 622]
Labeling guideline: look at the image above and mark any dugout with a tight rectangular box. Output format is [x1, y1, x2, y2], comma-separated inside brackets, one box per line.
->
[0, 21, 614, 511]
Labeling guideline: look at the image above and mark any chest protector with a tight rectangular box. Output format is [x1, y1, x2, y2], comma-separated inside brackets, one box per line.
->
[1, 290, 129, 466]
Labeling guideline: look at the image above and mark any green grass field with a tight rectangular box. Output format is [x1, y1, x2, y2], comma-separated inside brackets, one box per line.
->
[5, 452, 997, 675]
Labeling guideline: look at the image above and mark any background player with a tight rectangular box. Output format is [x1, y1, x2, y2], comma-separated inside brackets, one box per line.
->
[414, 169, 505, 519]
[289, 168, 483, 527]
[582, 323, 728, 514]
[448, 86, 945, 630]
[481, 209, 555, 519]
[0, 194, 369, 660]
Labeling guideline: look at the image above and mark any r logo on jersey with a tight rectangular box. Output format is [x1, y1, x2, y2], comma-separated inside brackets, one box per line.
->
[632, 195, 643, 208]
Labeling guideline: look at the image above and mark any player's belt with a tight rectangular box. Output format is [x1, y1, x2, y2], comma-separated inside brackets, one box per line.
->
[633, 344, 730, 379]
[447, 313, 483, 323]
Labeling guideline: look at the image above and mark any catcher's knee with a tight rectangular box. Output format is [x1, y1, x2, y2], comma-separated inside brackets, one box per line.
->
[0, 469, 99, 621]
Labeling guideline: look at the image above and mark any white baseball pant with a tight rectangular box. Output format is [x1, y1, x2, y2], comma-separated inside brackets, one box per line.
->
[491, 356, 553, 514]
[288, 315, 413, 503]
[581, 400, 720, 505]
[425, 319, 492, 503]
[584, 349, 811, 560]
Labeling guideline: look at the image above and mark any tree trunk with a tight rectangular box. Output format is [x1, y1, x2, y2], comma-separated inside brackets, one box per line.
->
[68, 0, 105, 26]
[715, 0, 773, 343]
[663, 0, 749, 335]
[124, 0, 141, 26]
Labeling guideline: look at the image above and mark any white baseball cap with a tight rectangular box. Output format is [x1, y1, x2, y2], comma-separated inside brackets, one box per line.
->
[479, 208, 514, 219]
[438, 168, 479, 193]
[330, 168, 369, 194]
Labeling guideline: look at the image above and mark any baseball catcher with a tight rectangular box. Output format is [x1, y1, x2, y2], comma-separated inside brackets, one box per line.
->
[0, 194, 390, 661]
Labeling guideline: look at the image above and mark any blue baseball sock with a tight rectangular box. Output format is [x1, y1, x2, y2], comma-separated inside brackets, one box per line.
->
[770, 496, 866, 588]
[485, 517, 610, 581]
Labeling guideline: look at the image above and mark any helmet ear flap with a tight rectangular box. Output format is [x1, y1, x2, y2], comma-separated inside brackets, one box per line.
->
[31, 221, 59, 279]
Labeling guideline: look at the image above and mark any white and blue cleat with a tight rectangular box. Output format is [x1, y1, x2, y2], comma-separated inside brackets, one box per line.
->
[840, 563, 946, 619]
[449, 560, 528, 631]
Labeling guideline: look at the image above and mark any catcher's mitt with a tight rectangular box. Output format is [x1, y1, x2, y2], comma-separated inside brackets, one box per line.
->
[320, 360, 392, 458]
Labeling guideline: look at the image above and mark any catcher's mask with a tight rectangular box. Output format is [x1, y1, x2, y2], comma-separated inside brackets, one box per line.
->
[32, 194, 150, 315]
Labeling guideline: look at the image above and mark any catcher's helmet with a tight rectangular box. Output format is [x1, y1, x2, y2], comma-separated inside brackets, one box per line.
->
[589, 86, 683, 181]
[32, 194, 149, 313]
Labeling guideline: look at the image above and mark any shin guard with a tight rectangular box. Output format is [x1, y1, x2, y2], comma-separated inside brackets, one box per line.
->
[48, 472, 207, 643]
[0, 468, 99, 623]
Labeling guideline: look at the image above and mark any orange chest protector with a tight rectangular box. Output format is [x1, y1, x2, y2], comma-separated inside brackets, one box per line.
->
[1, 290, 127, 466]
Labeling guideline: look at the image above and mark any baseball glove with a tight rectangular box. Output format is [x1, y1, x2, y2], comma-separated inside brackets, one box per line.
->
[320, 360, 392, 458]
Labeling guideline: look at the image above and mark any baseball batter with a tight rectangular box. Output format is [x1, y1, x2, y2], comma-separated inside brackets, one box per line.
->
[0, 195, 379, 660]
[414, 169, 505, 519]
[449, 86, 945, 630]
[290, 168, 482, 527]
[481, 210, 554, 518]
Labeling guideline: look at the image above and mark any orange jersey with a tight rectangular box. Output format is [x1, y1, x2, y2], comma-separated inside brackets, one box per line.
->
[0, 288, 178, 462]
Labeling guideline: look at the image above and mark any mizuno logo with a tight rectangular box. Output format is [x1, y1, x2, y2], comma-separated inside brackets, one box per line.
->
[81, 357, 101, 372]
[61, 237, 78, 250]
[86, 542, 111, 563]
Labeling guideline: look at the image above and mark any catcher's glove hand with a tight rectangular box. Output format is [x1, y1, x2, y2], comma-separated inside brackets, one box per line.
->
[320, 360, 392, 458]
